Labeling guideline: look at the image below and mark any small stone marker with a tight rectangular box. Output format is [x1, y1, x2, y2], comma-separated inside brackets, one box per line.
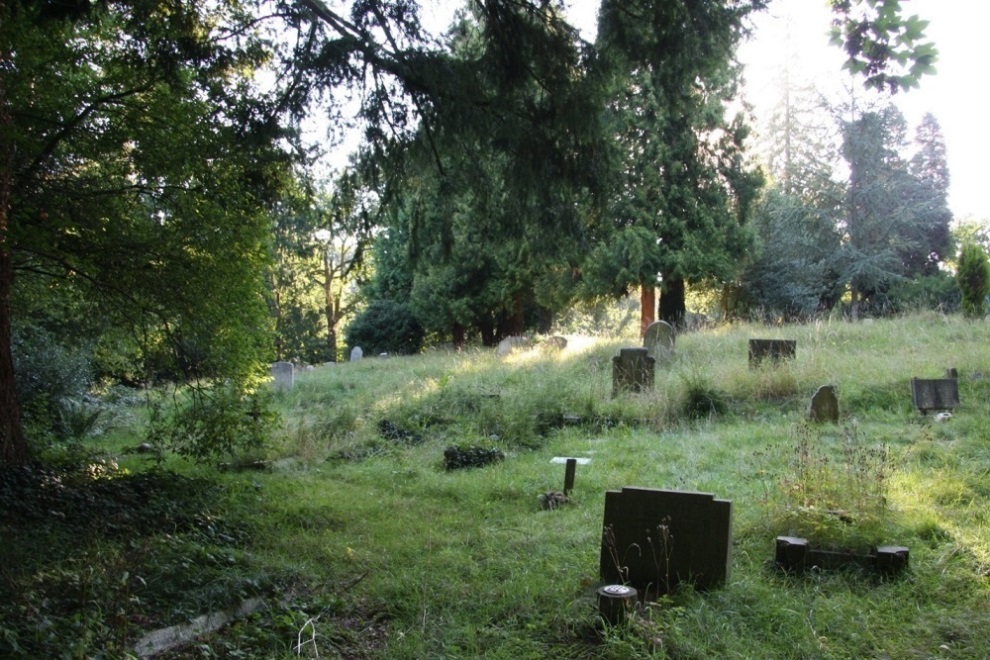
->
[350, 346, 363, 362]
[596, 584, 637, 626]
[270, 361, 294, 391]
[600, 487, 732, 596]
[911, 377, 959, 413]
[643, 321, 675, 362]
[748, 339, 796, 368]
[563, 458, 577, 495]
[808, 385, 839, 423]
[612, 347, 655, 397]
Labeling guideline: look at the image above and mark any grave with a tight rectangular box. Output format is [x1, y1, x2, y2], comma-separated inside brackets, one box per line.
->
[270, 361, 294, 391]
[600, 487, 732, 596]
[749, 339, 796, 367]
[808, 385, 839, 423]
[643, 321, 675, 362]
[350, 346, 363, 362]
[775, 536, 909, 574]
[911, 376, 959, 413]
[612, 347, 655, 397]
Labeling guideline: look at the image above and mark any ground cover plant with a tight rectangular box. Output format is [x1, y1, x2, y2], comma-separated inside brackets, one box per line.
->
[3, 312, 990, 657]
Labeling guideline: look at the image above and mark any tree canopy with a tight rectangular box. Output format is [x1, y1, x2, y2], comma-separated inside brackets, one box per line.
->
[0, 0, 940, 463]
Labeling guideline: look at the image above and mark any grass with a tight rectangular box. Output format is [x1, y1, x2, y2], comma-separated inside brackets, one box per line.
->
[4, 313, 990, 657]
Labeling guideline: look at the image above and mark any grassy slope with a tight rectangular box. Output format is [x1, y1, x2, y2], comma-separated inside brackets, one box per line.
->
[4, 312, 990, 658]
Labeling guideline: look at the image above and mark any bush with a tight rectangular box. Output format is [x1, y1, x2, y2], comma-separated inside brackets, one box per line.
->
[147, 382, 279, 463]
[957, 242, 990, 318]
[887, 273, 960, 314]
[344, 299, 424, 356]
[12, 325, 93, 443]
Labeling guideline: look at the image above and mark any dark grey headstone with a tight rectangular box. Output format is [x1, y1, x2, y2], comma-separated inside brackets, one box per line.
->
[270, 361, 294, 391]
[749, 339, 796, 368]
[600, 487, 732, 595]
[611, 347, 655, 397]
[808, 385, 839, 423]
[643, 321, 675, 362]
[350, 346, 363, 362]
[911, 377, 959, 413]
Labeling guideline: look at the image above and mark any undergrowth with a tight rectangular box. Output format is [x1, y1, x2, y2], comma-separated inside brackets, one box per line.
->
[5, 315, 990, 658]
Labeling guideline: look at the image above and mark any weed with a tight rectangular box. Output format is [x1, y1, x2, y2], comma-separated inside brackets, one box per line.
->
[757, 422, 895, 550]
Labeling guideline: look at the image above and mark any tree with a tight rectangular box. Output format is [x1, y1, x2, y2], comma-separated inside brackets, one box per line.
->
[839, 104, 918, 317]
[582, 0, 763, 328]
[0, 1, 298, 463]
[904, 113, 952, 275]
[957, 243, 990, 319]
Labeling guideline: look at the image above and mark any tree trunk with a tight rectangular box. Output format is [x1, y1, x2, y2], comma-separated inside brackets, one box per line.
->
[0, 79, 27, 465]
[640, 285, 655, 338]
[324, 251, 338, 362]
[658, 277, 686, 329]
[452, 323, 465, 349]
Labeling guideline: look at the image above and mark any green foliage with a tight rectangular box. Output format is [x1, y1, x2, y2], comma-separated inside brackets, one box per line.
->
[147, 383, 279, 464]
[829, 0, 938, 93]
[345, 299, 424, 356]
[957, 242, 990, 318]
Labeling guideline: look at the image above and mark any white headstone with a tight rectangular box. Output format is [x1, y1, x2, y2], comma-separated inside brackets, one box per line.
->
[643, 321, 675, 362]
[350, 346, 363, 362]
[270, 362, 294, 391]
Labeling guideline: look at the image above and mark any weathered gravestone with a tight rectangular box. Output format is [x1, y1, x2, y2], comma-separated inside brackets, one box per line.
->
[270, 362, 294, 392]
[350, 346, 363, 362]
[643, 321, 675, 362]
[600, 487, 732, 596]
[612, 347, 655, 397]
[911, 376, 959, 413]
[808, 385, 839, 423]
[749, 339, 796, 368]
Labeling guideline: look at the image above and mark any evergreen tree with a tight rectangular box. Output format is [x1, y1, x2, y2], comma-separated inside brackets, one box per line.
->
[904, 113, 952, 275]
[957, 243, 990, 319]
[584, 0, 763, 328]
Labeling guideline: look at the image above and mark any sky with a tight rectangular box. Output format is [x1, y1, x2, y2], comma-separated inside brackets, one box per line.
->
[326, 1, 989, 221]
[735, 0, 990, 222]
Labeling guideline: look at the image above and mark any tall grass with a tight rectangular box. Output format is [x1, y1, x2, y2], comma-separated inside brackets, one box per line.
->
[5, 313, 990, 657]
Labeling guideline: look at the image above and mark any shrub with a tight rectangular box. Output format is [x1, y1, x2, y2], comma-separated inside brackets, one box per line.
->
[147, 382, 279, 463]
[957, 243, 990, 318]
[344, 299, 424, 356]
[12, 325, 93, 443]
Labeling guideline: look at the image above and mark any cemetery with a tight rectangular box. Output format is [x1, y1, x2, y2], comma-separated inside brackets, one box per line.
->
[5, 313, 990, 657]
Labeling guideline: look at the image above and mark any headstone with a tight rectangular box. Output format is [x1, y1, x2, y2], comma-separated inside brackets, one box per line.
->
[749, 339, 796, 368]
[542, 336, 568, 352]
[911, 377, 959, 413]
[270, 361, 294, 391]
[600, 487, 732, 595]
[611, 347, 655, 397]
[643, 321, 675, 362]
[497, 335, 534, 356]
[350, 346, 363, 362]
[808, 385, 839, 423]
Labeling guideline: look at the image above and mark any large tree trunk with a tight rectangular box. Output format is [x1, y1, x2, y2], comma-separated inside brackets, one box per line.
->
[640, 285, 655, 338]
[0, 80, 27, 464]
[658, 277, 686, 329]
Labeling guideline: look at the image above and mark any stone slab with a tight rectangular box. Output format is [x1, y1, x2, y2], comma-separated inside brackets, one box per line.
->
[600, 487, 732, 594]
[911, 377, 959, 412]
